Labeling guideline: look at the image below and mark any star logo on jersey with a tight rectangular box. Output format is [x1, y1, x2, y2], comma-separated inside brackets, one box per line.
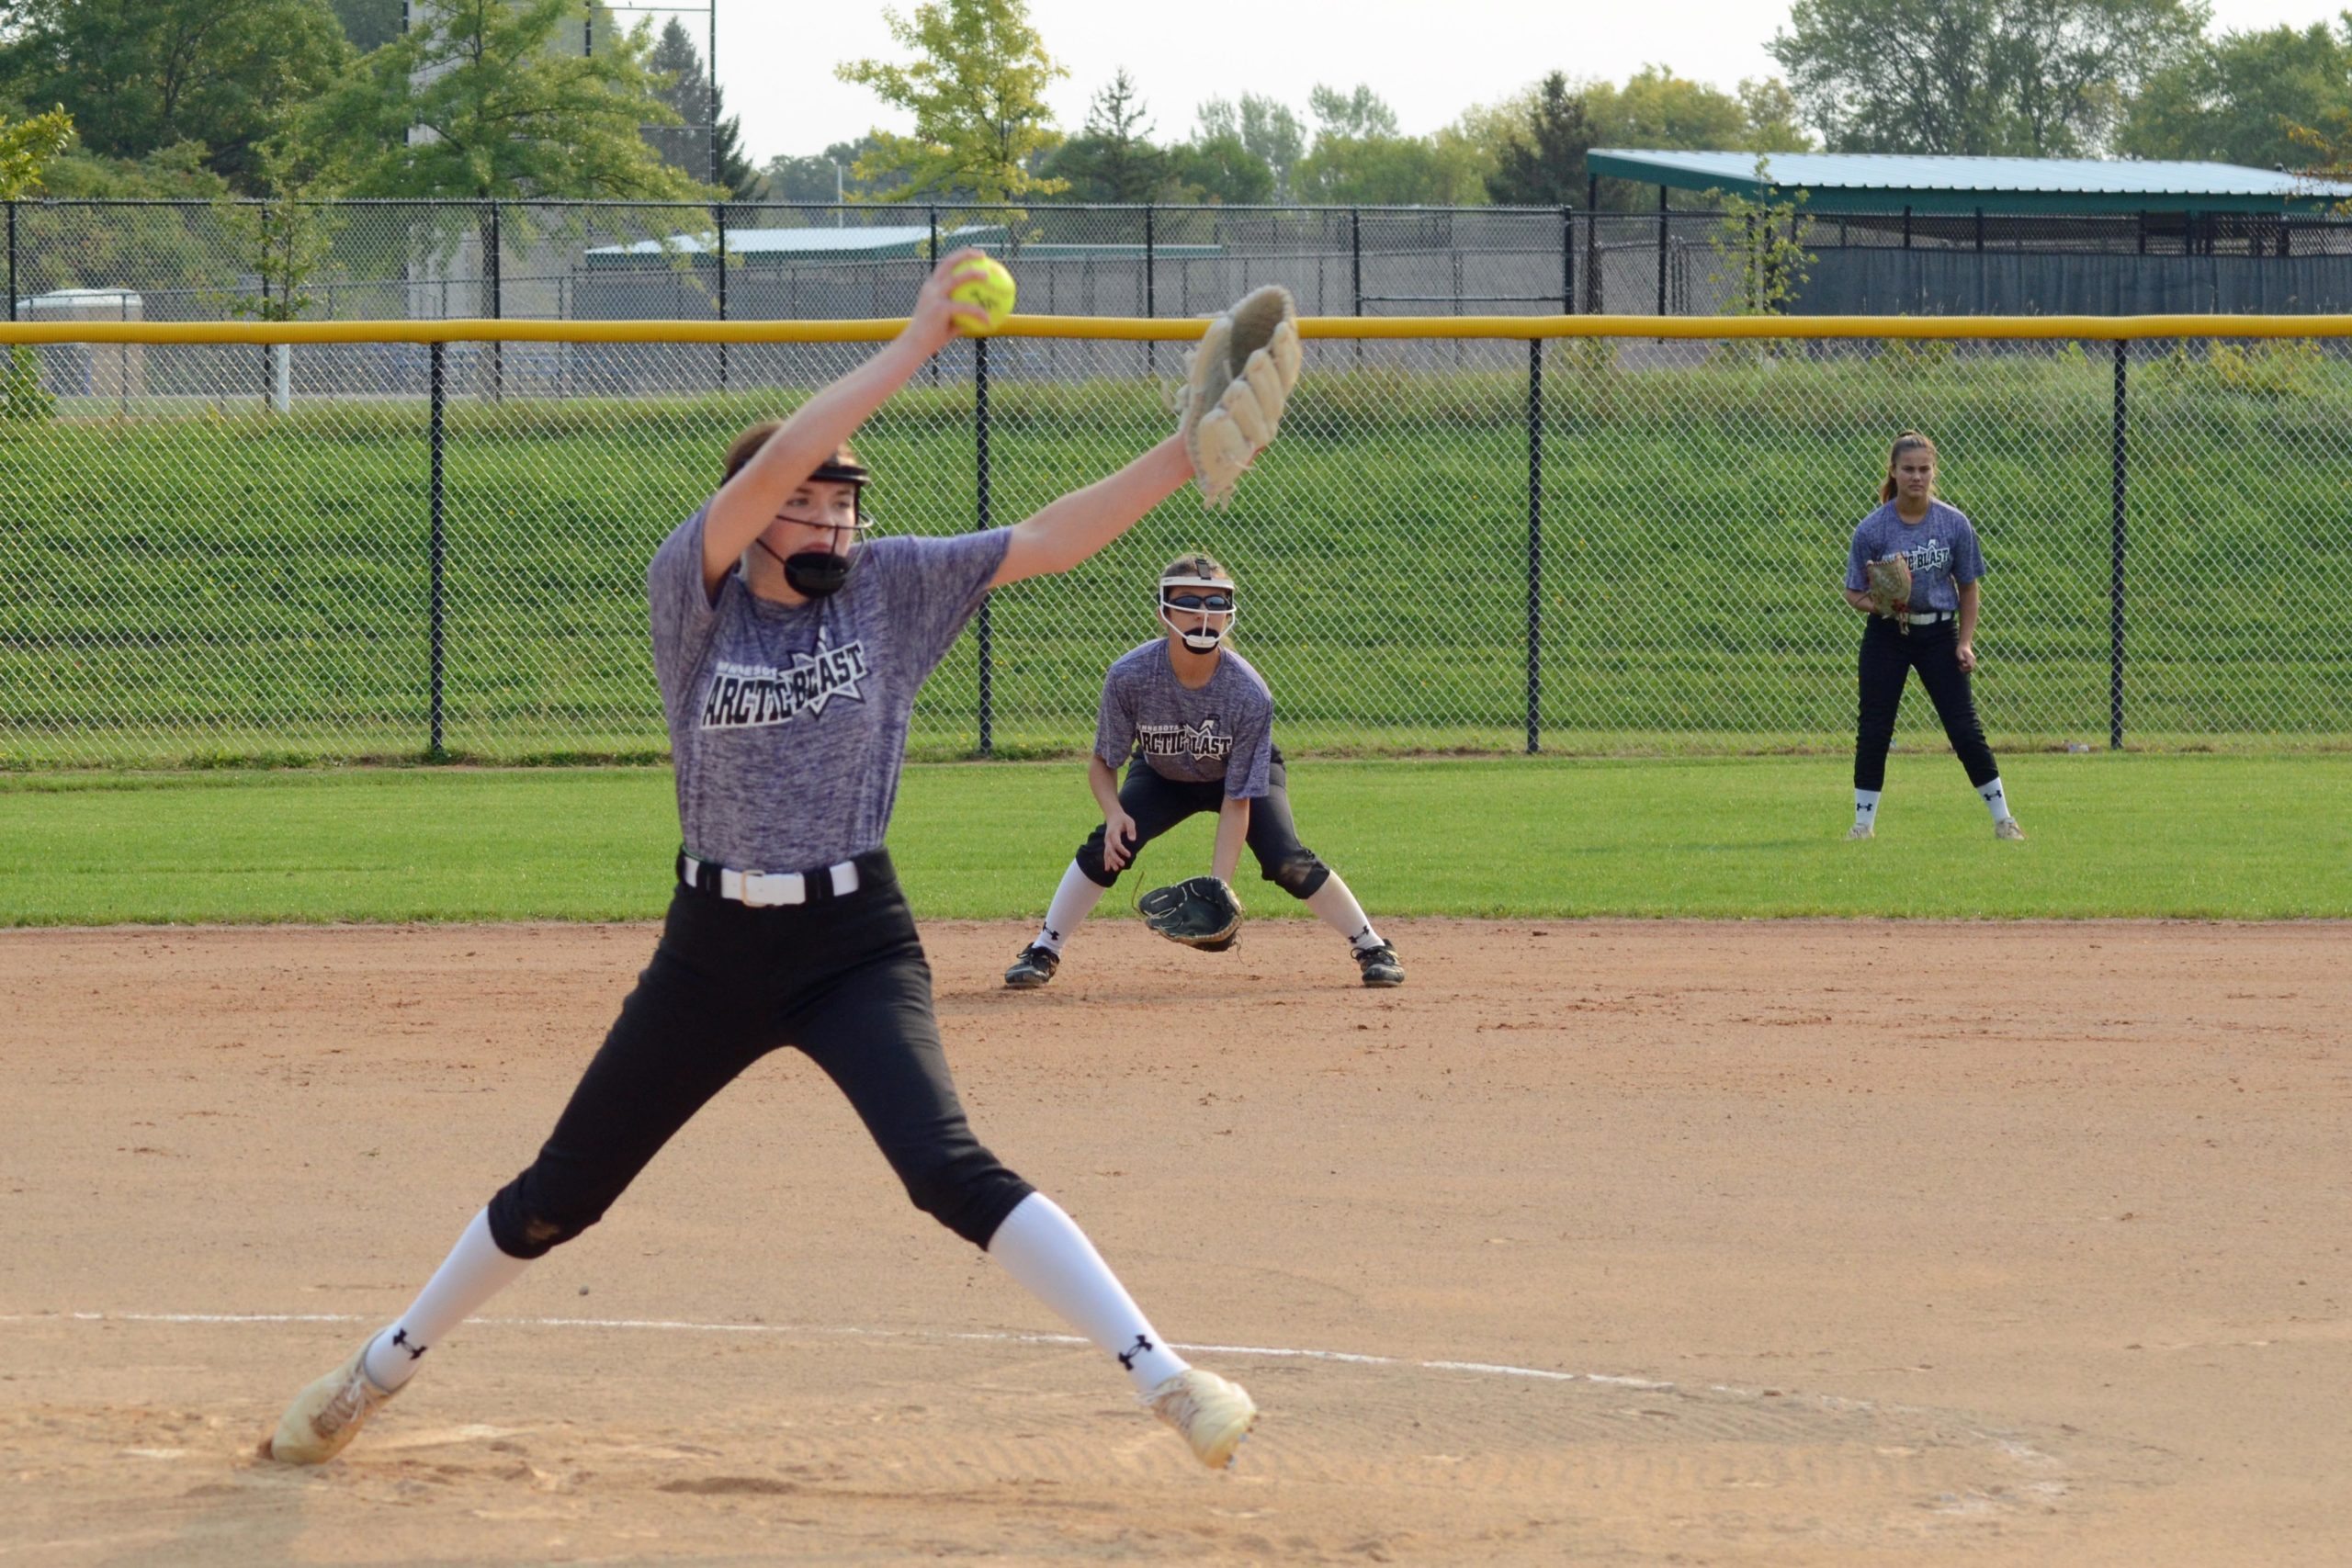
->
[699, 633, 873, 731]
[1903, 538, 1953, 574]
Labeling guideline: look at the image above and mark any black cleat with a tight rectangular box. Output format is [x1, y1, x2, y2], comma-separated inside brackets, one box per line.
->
[1004, 943, 1060, 989]
[1353, 942, 1405, 987]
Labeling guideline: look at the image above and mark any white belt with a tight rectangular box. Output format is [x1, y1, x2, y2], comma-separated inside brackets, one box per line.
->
[1902, 610, 1954, 625]
[682, 853, 861, 908]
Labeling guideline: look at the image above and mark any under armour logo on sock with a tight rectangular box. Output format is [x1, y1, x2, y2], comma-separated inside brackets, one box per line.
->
[1116, 1333, 1154, 1371]
[1859, 801, 1875, 816]
[1044, 926, 1062, 943]
[392, 1327, 428, 1360]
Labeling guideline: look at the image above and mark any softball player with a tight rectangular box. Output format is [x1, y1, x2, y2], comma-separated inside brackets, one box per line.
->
[261, 250, 1258, 1472]
[1003, 554, 1405, 989]
[1843, 430, 2024, 840]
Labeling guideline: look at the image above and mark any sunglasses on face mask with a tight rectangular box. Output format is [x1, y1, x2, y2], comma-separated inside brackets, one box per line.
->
[1165, 592, 1233, 612]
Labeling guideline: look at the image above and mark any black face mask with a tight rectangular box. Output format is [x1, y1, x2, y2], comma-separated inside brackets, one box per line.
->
[756, 537, 856, 598]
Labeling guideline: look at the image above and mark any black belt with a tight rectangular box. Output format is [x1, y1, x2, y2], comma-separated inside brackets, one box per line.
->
[677, 847, 895, 908]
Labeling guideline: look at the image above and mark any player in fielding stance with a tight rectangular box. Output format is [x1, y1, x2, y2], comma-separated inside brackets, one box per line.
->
[258, 252, 1280, 1473]
[1004, 553, 1405, 990]
[1843, 430, 2024, 841]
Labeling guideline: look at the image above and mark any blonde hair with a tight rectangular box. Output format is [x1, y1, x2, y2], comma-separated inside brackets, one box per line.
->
[722, 422, 863, 485]
[1880, 430, 1937, 503]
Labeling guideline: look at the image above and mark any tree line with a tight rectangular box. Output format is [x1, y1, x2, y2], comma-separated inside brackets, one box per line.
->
[4, 0, 2352, 215]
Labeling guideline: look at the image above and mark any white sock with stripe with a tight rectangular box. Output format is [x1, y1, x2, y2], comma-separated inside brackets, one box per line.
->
[987, 1193, 1189, 1395]
[1035, 861, 1105, 953]
[361, 1209, 533, 1391]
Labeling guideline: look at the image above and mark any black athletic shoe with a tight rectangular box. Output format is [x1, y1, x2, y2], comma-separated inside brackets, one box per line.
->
[1004, 943, 1060, 988]
[1354, 942, 1405, 987]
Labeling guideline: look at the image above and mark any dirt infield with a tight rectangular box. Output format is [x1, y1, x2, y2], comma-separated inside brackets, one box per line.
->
[2, 918, 2345, 1567]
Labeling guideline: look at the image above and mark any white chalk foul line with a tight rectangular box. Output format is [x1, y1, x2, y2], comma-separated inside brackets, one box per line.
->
[0, 1309, 2063, 1470]
[3, 1309, 1668, 1391]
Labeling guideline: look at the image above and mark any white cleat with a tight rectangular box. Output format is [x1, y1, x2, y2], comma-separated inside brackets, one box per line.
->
[1847, 822, 1874, 840]
[1147, 1367, 1259, 1471]
[1995, 818, 2026, 840]
[259, 1337, 400, 1464]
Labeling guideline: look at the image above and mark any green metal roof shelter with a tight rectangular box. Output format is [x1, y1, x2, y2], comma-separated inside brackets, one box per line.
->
[1586, 150, 2352, 216]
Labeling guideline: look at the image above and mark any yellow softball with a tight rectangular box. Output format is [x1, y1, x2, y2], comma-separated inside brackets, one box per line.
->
[949, 255, 1016, 335]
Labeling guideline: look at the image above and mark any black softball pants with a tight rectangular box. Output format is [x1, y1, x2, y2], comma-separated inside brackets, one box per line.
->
[486, 853, 1034, 1259]
[1073, 755, 1331, 900]
[1853, 617, 2001, 793]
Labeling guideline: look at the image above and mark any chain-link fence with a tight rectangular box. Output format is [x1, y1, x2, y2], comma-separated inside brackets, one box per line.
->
[22, 199, 2352, 338]
[2, 317, 2346, 769]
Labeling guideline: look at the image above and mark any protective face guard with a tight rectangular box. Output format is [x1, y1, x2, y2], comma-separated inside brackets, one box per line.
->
[763, 458, 876, 596]
[1158, 573, 1237, 652]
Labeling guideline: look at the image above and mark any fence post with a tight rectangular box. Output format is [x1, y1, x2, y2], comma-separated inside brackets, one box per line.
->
[1350, 207, 1363, 314]
[1526, 337, 1543, 754]
[5, 199, 14, 321]
[486, 201, 503, 402]
[1143, 203, 1156, 378]
[428, 340, 447, 761]
[974, 335, 994, 757]
[715, 200, 729, 392]
[1561, 205, 1574, 313]
[1586, 173, 1600, 313]
[1656, 186, 1668, 316]
[2110, 339, 2127, 750]
[928, 206, 940, 387]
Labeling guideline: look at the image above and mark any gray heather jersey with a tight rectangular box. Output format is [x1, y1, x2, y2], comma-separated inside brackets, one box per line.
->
[1845, 499, 1986, 614]
[1092, 639, 1274, 798]
[647, 506, 1010, 869]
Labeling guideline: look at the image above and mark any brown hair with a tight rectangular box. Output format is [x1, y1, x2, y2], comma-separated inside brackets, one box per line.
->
[721, 422, 864, 486]
[1159, 552, 1233, 584]
[1880, 430, 1937, 503]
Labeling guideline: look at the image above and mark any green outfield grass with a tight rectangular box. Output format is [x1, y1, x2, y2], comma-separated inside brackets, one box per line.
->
[4, 348, 2348, 768]
[2, 753, 2343, 924]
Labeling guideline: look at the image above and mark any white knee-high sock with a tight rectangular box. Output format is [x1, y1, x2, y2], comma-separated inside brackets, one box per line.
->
[1855, 788, 1882, 829]
[1306, 874, 1382, 952]
[1977, 776, 2014, 823]
[361, 1209, 533, 1390]
[987, 1192, 1189, 1394]
[1035, 861, 1106, 953]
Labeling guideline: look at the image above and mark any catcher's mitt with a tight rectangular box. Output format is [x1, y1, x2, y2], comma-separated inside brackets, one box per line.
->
[1177, 285, 1304, 508]
[1864, 554, 1913, 623]
[1136, 875, 1243, 952]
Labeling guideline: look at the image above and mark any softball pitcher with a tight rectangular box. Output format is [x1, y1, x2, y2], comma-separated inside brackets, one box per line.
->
[1843, 430, 2024, 840]
[1003, 553, 1405, 989]
[258, 252, 1271, 1472]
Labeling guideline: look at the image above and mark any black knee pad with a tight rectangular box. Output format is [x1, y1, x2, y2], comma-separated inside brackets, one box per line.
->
[1073, 834, 1121, 888]
[896, 1147, 1035, 1249]
[487, 1175, 605, 1260]
[1265, 852, 1329, 901]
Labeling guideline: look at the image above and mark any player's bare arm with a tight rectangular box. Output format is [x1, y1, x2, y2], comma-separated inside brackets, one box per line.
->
[1212, 795, 1250, 886]
[698, 248, 996, 593]
[989, 436, 1194, 589]
[1954, 579, 1981, 671]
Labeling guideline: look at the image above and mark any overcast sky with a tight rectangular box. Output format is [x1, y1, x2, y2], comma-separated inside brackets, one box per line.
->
[694, 0, 2352, 169]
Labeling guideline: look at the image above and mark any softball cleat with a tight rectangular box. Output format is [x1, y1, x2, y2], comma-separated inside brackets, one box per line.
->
[1847, 822, 1875, 840]
[1353, 942, 1405, 987]
[1003, 943, 1059, 988]
[259, 1337, 401, 1464]
[1994, 818, 2026, 840]
[1147, 1366, 1259, 1471]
